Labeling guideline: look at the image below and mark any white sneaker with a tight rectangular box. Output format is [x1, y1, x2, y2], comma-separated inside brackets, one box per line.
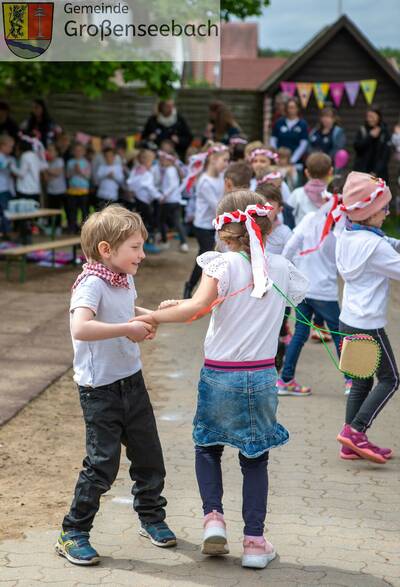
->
[201, 510, 229, 555]
[242, 537, 276, 569]
[180, 243, 189, 253]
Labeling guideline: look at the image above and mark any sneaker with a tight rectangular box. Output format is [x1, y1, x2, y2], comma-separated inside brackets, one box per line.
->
[158, 242, 170, 251]
[276, 378, 311, 396]
[337, 424, 387, 464]
[340, 444, 393, 461]
[180, 243, 189, 253]
[143, 242, 161, 254]
[344, 379, 352, 395]
[242, 536, 276, 569]
[139, 521, 177, 547]
[311, 329, 332, 343]
[55, 530, 100, 566]
[201, 510, 229, 555]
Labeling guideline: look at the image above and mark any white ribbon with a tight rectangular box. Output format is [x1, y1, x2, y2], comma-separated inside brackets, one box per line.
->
[213, 203, 274, 298]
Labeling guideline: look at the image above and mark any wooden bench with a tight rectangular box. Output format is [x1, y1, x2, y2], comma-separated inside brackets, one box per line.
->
[1, 237, 81, 283]
[6, 209, 63, 240]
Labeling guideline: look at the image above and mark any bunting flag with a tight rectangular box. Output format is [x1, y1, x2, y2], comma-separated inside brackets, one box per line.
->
[296, 82, 313, 109]
[360, 79, 377, 105]
[126, 135, 136, 152]
[344, 81, 360, 106]
[313, 82, 330, 109]
[280, 81, 296, 96]
[330, 82, 345, 108]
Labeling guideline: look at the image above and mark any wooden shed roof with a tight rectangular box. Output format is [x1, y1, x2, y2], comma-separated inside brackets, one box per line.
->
[259, 14, 400, 92]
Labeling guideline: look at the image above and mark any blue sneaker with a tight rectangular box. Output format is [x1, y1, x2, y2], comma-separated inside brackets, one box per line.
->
[143, 242, 161, 254]
[139, 521, 177, 547]
[55, 530, 100, 565]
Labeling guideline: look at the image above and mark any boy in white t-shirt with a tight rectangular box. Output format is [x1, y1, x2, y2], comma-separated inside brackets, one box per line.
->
[56, 205, 176, 566]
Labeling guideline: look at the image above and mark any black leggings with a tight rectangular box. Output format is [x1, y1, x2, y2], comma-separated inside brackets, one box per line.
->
[340, 321, 399, 432]
[187, 226, 215, 289]
[160, 203, 187, 244]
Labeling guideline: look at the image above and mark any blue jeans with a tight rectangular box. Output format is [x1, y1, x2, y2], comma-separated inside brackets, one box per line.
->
[281, 298, 341, 382]
[195, 445, 269, 536]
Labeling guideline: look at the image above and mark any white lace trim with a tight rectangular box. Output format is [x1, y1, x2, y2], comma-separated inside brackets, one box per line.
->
[287, 262, 309, 305]
[197, 252, 230, 297]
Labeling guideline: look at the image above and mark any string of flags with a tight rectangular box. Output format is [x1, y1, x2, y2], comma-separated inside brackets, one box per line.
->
[280, 80, 377, 109]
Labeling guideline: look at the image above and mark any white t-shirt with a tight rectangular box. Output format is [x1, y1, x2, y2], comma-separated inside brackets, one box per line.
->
[289, 187, 320, 226]
[336, 229, 400, 329]
[161, 165, 181, 204]
[266, 223, 292, 255]
[127, 166, 161, 205]
[96, 163, 124, 201]
[198, 251, 309, 361]
[70, 274, 142, 387]
[47, 157, 67, 195]
[12, 151, 47, 195]
[194, 173, 224, 230]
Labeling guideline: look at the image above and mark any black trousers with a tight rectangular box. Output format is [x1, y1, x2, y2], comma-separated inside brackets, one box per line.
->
[65, 194, 89, 234]
[63, 371, 167, 532]
[135, 199, 156, 239]
[187, 226, 216, 289]
[47, 193, 66, 227]
[340, 321, 399, 432]
[160, 203, 187, 244]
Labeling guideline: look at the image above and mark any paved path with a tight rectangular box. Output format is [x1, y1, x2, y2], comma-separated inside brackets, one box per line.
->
[1, 249, 400, 586]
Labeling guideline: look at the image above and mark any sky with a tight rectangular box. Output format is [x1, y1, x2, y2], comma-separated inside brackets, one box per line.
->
[245, 0, 400, 50]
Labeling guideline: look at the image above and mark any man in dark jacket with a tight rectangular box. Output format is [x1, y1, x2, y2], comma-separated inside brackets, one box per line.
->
[142, 99, 192, 160]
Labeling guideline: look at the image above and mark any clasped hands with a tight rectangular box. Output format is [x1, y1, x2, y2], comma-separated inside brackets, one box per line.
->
[127, 299, 180, 343]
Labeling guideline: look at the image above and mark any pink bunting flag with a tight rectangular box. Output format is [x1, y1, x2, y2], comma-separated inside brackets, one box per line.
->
[330, 82, 345, 108]
[344, 81, 360, 106]
[280, 81, 296, 97]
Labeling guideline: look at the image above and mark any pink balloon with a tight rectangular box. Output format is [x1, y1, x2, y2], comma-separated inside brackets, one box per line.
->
[335, 149, 350, 169]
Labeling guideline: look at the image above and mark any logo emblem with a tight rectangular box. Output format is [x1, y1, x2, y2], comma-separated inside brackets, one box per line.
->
[2, 2, 54, 59]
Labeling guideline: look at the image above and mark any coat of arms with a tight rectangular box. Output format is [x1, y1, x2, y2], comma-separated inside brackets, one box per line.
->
[2, 2, 54, 59]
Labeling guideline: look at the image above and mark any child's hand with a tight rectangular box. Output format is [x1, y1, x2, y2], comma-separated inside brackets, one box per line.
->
[158, 299, 180, 310]
[126, 320, 155, 343]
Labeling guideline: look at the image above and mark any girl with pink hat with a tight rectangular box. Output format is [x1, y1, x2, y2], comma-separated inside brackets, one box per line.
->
[336, 171, 400, 464]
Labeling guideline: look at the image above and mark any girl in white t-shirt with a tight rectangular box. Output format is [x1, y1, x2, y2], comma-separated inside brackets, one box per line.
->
[137, 190, 308, 569]
[183, 143, 229, 298]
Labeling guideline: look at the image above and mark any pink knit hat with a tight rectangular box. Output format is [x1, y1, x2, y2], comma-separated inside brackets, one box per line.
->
[341, 172, 392, 221]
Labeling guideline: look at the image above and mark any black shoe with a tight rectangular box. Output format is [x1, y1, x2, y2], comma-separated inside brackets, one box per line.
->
[183, 282, 192, 299]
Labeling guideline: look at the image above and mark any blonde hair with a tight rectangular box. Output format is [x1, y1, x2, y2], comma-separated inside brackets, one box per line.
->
[216, 190, 272, 256]
[81, 205, 148, 262]
[244, 140, 263, 160]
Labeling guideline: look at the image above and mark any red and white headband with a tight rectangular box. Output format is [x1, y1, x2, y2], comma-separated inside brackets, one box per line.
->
[158, 149, 177, 163]
[256, 171, 282, 186]
[339, 178, 386, 214]
[300, 192, 343, 256]
[213, 203, 274, 298]
[247, 148, 279, 163]
[180, 145, 228, 194]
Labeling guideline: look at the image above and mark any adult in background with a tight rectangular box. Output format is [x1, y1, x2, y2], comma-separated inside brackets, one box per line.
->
[309, 106, 346, 161]
[203, 101, 241, 146]
[142, 98, 192, 160]
[270, 97, 309, 166]
[0, 102, 19, 140]
[20, 98, 60, 148]
[353, 106, 391, 183]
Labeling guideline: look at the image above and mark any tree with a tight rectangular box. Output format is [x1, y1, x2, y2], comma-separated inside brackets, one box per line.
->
[221, 0, 269, 20]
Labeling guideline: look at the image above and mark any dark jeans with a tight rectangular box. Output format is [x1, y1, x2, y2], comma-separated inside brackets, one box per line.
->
[160, 203, 187, 244]
[47, 193, 66, 228]
[65, 194, 89, 234]
[0, 190, 11, 234]
[63, 371, 167, 532]
[281, 298, 341, 382]
[135, 199, 156, 240]
[187, 226, 215, 289]
[340, 321, 399, 432]
[195, 445, 269, 537]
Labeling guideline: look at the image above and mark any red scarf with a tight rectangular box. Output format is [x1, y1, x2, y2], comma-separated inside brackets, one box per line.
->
[72, 262, 129, 290]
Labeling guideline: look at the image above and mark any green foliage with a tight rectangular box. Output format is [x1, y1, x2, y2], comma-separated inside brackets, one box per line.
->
[379, 47, 400, 62]
[258, 47, 294, 57]
[221, 0, 270, 20]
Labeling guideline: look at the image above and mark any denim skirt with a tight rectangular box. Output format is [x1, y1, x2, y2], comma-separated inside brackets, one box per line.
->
[193, 366, 289, 458]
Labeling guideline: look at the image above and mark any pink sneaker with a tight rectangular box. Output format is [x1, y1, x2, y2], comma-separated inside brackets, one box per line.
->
[276, 378, 311, 396]
[337, 425, 387, 464]
[242, 536, 276, 569]
[201, 510, 229, 555]
[340, 444, 393, 460]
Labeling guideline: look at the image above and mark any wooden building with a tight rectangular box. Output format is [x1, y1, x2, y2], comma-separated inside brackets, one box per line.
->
[259, 15, 400, 184]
